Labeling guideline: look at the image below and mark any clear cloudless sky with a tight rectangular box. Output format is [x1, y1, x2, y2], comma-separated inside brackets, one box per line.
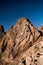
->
[0, 0, 43, 31]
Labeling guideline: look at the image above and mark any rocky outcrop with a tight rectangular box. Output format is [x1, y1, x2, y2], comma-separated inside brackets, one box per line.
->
[0, 18, 43, 65]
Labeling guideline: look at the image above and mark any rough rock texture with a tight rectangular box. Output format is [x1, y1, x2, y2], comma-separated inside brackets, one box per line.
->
[37, 26, 43, 34]
[14, 36, 43, 65]
[0, 18, 43, 65]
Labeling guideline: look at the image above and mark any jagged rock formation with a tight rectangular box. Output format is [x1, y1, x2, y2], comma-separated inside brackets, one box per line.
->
[14, 36, 43, 65]
[0, 25, 6, 42]
[0, 18, 43, 65]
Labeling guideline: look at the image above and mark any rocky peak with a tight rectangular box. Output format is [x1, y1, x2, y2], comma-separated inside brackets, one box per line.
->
[0, 18, 43, 65]
[16, 18, 40, 39]
[2, 18, 40, 55]
[8, 18, 40, 42]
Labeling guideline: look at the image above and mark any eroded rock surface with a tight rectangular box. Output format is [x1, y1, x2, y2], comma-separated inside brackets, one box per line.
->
[14, 36, 43, 65]
[0, 18, 43, 65]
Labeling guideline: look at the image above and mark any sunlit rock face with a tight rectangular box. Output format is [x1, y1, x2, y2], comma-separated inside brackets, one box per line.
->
[0, 18, 43, 65]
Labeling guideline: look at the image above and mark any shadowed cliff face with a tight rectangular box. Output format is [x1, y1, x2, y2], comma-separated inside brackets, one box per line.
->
[0, 18, 43, 65]
[0, 25, 5, 37]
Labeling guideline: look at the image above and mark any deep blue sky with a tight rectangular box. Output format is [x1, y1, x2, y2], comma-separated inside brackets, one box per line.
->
[0, 0, 43, 31]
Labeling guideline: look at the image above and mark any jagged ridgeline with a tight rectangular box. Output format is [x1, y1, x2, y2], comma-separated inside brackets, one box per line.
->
[0, 18, 43, 65]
